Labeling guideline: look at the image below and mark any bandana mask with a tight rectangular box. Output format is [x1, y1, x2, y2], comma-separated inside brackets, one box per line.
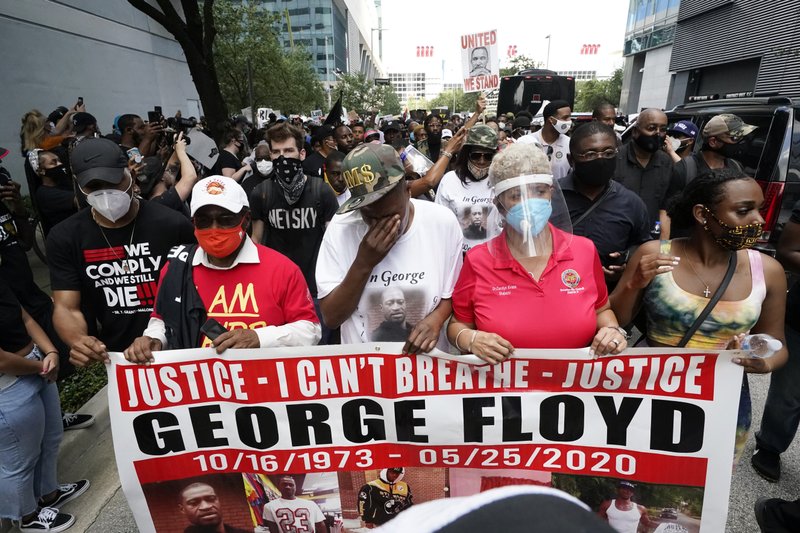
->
[703, 207, 763, 250]
[274, 156, 305, 205]
[467, 160, 490, 180]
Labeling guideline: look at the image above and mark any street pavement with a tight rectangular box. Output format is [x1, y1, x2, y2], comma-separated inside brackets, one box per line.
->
[2, 250, 797, 532]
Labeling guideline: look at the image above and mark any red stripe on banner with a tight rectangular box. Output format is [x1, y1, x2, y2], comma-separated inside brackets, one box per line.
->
[116, 353, 718, 411]
[132, 443, 707, 487]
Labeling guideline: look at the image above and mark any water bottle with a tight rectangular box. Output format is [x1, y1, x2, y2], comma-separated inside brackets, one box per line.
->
[650, 220, 661, 240]
[741, 334, 782, 358]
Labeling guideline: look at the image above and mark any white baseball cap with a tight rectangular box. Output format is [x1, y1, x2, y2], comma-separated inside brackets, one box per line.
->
[190, 176, 249, 216]
[441, 128, 454, 139]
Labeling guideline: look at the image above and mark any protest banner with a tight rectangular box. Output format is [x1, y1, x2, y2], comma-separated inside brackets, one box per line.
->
[107, 345, 742, 532]
[461, 29, 500, 92]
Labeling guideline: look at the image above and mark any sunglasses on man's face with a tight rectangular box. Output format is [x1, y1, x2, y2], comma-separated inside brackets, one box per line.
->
[468, 151, 495, 163]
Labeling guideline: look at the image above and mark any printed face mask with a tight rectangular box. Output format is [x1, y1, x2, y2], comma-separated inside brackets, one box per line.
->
[467, 160, 490, 180]
[194, 225, 244, 258]
[703, 207, 763, 250]
[83, 178, 133, 222]
[505, 198, 552, 237]
[552, 118, 573, 134]
[274, 156, 305, 205]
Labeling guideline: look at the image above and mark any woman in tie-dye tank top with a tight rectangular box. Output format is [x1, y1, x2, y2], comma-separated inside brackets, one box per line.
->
[610, 168, 788, 464]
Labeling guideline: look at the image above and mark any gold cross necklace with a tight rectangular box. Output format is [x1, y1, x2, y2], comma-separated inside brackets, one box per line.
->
[682, 242, 712, 298]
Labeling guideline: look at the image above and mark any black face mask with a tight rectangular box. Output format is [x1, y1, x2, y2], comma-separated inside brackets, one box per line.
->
[573, 157, 617, 187]
[716, 140, 747, 159]
[427, 131, 442, 146]
[634, 132, 664, 153]
[43, 166, 69, 182]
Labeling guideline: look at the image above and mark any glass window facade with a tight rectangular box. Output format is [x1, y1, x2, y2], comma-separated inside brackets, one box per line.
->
[258, 0, 347, 83]
[623, 0, 679, 56]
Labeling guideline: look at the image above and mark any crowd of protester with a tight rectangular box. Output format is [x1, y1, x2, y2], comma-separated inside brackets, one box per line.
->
[0, 92, 797, 532]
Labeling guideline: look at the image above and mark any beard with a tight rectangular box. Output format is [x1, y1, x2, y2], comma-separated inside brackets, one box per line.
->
[427, 132, 442, 146]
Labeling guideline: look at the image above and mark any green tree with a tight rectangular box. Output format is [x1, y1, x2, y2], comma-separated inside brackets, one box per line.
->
[573, 68, 624, 112]
[213, 1, 324, 116]
[128, 0, 228, 140]
[500, 54, 544, 76]
[337, 72, 401, 115]
[429, 88, 479, 114]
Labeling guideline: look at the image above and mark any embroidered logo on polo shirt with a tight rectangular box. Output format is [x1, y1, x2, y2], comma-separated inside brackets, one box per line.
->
[555, 151, 563, 159]
[560, 269, 585, 295]
[561, 269, 580, 289]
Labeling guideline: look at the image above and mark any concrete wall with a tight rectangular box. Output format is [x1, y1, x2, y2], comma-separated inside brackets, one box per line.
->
[0, 0, 199, 191]
[637, 45, 673, 111]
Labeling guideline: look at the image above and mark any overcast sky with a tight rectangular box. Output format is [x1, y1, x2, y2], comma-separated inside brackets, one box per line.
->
[378, 0, 629, 81]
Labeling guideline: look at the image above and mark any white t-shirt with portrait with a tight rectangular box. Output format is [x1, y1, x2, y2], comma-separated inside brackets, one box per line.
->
[316, 199, 463, 350]
[532, 129, 571, 180]
[263, 497, 325, 533]
[434, 170, 501, 253]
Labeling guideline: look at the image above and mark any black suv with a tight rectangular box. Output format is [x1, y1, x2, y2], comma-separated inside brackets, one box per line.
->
[665, 96, 800, 256]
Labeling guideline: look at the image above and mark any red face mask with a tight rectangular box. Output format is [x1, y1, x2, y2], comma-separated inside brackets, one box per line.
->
[194, 226, 244, 258]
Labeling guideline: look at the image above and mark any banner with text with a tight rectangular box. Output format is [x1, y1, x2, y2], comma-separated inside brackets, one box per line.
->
[461, 29, 500, 93]
[107, 345, 741, 533]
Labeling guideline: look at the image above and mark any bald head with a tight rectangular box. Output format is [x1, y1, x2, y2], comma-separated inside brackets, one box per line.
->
[638, 108, 667, 125]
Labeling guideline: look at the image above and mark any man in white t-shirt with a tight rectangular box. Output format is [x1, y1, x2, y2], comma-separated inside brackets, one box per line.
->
[532, 100, 573, 180]
[598, 481, 651, 533]
[262, 476, 326, 533]
[316, 143, 463, 352]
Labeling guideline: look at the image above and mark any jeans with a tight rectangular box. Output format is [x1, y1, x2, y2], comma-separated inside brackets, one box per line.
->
[756, 324, 800, 454]
[0, 359, 63, 520]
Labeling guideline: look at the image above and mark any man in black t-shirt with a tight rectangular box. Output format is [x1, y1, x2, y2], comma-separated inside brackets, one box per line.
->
[250, 123, 338, 341]
[48, 138, 194, 366]
[302, 125, 336, 178]
[211, 129, 248, 180]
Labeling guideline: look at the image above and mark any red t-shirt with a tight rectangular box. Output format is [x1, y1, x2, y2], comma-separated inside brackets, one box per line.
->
[452, 226, 608, 349]
[153, 244, 318, 347]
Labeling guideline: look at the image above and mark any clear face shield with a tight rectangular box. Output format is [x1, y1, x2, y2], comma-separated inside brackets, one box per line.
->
[490, 173, 573, 258]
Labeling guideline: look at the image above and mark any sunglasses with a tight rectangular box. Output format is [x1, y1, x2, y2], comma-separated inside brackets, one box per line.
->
[468, 151, 495, 163]
[193, 213, 243, 229]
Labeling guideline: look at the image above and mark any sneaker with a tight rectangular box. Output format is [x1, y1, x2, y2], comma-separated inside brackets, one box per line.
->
[752, 448, 781, 482]
[40, 480, 90, 509]
[19, 507, 75, 532]
[62, 413, 94, 431]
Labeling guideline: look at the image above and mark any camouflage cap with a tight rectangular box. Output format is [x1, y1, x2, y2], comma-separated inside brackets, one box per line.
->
[337, 143, 405, 214]
[464, 124, 498, 150]
[703, 113, 757, 140]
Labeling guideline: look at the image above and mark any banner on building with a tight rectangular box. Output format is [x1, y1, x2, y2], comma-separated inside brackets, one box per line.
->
[107, 345, 742, 532]
[460, 29, 500, 93]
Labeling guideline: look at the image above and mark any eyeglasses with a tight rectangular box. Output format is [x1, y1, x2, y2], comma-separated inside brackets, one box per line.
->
[193, 213, 243, 229]
[469, 151, 495, 163]
[575, 148, 619, 161]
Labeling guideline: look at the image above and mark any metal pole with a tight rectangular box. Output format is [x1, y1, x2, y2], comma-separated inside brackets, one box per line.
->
[247, 57, 255, 124]
[545, 35, 551, 69]
[326, 36, 332, 109]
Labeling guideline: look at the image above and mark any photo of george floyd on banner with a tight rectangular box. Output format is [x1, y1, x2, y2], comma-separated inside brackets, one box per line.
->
[106, 345, 743, 532]
[461, 29, 500, 93]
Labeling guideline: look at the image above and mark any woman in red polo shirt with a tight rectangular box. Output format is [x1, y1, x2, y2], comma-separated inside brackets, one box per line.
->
[447, 143, 628, 363]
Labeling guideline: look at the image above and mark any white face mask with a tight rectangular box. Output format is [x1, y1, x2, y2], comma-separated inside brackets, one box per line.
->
[256, 160, 273, 175]
[553, 118, 572, 134]
[83, 177, 133, 222]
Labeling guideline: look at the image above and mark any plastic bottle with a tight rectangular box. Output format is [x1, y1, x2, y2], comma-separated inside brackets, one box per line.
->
[741, 334, 782, 358]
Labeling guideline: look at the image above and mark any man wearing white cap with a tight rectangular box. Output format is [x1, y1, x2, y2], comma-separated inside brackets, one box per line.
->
[124, 176, 320, 362]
